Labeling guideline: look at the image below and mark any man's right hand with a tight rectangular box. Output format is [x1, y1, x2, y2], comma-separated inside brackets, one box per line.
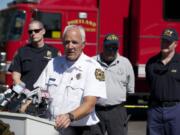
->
[19, 99, 32, 113]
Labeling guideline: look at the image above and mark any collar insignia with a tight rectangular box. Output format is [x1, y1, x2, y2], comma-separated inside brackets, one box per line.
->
[76, 73, 81, 80]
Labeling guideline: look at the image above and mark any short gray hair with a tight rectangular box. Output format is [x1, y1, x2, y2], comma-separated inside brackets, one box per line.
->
[62, 25, 86, 44]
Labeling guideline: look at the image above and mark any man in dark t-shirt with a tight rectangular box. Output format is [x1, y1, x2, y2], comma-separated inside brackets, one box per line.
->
[9, 43, 58, 90]
[9, 20, 58, 90]
[8, 20, 58, 113]
[146, 28, 180, 135]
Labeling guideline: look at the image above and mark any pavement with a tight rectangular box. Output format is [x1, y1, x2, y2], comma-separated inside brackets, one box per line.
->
[128, 121, 146, 135]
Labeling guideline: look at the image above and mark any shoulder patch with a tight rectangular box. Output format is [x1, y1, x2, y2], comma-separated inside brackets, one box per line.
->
[95, 68, 105, 81]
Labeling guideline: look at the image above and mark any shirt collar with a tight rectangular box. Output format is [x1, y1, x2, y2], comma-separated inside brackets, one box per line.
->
[66, 52, 85, 71]
[156, 52, 179, 63]
[171, 53, 180, 62]
[97, 53, 120, 67]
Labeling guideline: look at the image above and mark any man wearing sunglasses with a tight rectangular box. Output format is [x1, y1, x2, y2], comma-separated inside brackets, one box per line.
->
[33, 25, 106, 135]
[146, 28, 180, 135]
[93, 34, 135, 135]
[8, 20, 58, 112]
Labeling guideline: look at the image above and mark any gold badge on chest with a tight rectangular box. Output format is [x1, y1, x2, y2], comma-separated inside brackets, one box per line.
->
[95, 68, 105, 81]
[44, 50, 52, 59]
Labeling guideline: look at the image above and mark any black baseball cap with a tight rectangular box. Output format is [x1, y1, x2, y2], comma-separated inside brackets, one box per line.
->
[161, 28, 178, 42]
[104, 34, 119, 46]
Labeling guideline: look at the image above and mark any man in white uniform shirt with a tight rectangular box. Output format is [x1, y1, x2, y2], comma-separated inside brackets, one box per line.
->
[34, 25, 106, 135]
[93, 34, 135, 135]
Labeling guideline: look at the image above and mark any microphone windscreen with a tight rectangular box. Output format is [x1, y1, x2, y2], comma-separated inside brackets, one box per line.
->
[13, 82, 26, 94]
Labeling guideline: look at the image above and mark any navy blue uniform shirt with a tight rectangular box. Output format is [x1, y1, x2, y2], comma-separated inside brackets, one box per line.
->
[146, 53, 180, 101]
[8, 44, 58, 90]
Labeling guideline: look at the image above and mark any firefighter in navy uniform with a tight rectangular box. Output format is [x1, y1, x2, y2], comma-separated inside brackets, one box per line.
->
[8, 20, 58, 113]
[8, 20, 58, 91]
[146, 28, 180, 135]
[8, 42, 58, 90]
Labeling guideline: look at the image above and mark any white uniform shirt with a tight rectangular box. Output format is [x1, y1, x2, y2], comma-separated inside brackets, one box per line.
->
[34, 53, 106, 126]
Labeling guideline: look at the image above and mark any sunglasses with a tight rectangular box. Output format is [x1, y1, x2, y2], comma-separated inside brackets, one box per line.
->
[161, 39, 173, 44]
[28, 28, 42, 34]
[63, 40, 80, 45]
[104, 46, 118, 51]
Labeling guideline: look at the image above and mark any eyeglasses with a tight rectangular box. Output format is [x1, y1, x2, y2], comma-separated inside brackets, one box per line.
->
[63, 40, 80, 45]
[28, 28, 42, 34]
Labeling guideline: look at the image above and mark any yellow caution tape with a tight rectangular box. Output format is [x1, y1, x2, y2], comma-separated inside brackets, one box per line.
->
[124, 105, 148, 108]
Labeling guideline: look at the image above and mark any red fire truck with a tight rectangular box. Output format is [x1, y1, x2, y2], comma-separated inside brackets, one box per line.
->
[0, 0, 179, 107]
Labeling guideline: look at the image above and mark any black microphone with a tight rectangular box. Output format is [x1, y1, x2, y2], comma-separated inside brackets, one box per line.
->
[37, 89, 52, 118]
[7, 82, 29, 112]
[0, 83, 27, 111]
[25, 88, 52, 118]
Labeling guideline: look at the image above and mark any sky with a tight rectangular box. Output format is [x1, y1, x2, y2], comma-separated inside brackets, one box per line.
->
[0, 0, 13, 9]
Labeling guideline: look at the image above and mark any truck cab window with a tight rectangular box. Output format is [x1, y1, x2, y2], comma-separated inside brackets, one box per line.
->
[164, 0, 180, 21]
[33, 12, 62, 39]
[0, 9, 25, 42]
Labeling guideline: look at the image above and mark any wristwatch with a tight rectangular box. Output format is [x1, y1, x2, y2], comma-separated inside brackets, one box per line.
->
[68, 113, 75, 122]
